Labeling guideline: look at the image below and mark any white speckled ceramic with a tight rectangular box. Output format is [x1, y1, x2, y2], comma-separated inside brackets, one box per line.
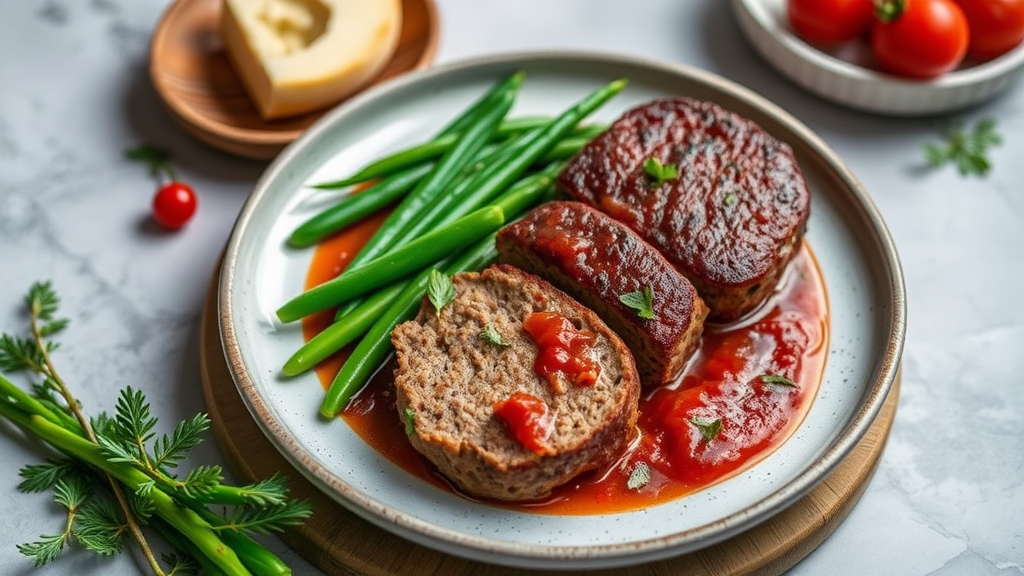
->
[731, 0, 1024, 116]
[218, 52, 905, 570]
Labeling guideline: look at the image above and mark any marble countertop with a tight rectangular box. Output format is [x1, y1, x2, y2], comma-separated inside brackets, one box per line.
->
[2, 1, 1022, 574]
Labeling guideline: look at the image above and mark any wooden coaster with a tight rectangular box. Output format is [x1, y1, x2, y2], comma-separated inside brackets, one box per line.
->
[199, 276, 900, 576]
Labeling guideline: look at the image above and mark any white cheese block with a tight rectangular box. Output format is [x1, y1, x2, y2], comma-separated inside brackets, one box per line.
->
[221, 0, 403, 120]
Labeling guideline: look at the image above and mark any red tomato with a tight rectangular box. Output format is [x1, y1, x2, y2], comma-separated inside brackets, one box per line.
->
[953, 0, 1024, 60]
[787, 0, 876, 44]
[871, 0, 970, 78]
[152, 181, 197, 229]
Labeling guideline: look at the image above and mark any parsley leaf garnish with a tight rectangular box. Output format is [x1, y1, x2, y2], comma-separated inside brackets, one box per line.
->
[690, 418, 723, 443]
[402, 408, 416, 436]
[479, 323, 510, 347]
[426, 269, 456, 313]
[924, 118, 1002, 177]
[627, 461, 651, 490]
[619, 286, 656, 320]
[760, 374, 798, 388]
[644, 157, 679, 186]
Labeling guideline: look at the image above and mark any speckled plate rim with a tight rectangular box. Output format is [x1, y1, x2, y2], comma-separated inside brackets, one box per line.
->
[217, 51, 906, 570]
[731, 0, 1024, 115]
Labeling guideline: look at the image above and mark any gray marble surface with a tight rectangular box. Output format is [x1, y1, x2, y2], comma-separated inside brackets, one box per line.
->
[1, 0, 1022, 574]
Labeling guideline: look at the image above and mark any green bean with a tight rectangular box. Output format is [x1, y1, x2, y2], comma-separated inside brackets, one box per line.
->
[308, 116, 550, 190]
[336, 75, 518, 272]
[319, 235, 500, 418]
[288, 162, 433, 248]
[289, 126, 590, 250]
[281, 283, 403, 376]
[491, 162, 564, 219]
[310, 71, 528, 190]
[276, 206, 505, 323]
[326, 140, 508, 322]
[385, 79, 626, 247]
[538, 124, 607, 162]
[435, 71, 525, 136]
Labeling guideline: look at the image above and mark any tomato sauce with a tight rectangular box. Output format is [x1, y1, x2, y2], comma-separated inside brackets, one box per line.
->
[302, 223, 829, 516]
[492, 392, 554, 456]
[522, 311, 601, 391]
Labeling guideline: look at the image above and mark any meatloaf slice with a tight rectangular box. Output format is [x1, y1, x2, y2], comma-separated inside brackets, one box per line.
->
[497, 200, 708, 389]
[557, 97, 811, 322]
[390, 264, 640, 502]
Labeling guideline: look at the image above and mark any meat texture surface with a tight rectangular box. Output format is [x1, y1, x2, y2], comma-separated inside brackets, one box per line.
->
[390, 264, 640, 501]
[557, 97, 811, 322]
[497, 200, 708, 388]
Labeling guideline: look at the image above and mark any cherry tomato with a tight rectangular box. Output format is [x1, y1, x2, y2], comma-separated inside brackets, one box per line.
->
[787, 0, 876, 44]
[953, 0, 1024, 60]
[152, 181, 197, 229]
[871, 0, 970, 78]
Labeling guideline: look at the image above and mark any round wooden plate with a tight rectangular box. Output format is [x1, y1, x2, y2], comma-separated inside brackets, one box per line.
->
[149, 0, 440, 160]
[198, 271, 901, 575]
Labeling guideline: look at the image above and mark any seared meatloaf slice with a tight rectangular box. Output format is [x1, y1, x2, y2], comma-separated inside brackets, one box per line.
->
[497, 200, 708, 389]
[557, 97, 811, 322]
[390, 264, 640, 502]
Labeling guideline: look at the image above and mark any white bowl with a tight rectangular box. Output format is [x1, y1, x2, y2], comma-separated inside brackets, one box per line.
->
[731, 0, 1024, 115]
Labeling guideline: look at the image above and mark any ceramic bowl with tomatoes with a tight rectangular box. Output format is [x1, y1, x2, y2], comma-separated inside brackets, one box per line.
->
[732, 0, 1024, 115]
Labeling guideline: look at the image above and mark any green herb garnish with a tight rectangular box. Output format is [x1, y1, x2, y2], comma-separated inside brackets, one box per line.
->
[479, 323, 510, 347]
[760, 374, 798, 388]
[644, 157, 679, 186]
[723, 192, 737, 207]
[626, 461, 651, 490]
[690, 417, 723, 443]
[403, 407, 416, 436]
[924, 118, 1001, 177]
[0, 281, 311, 573]
[619, 286, 656, 320]
[426, 269, 456, 313]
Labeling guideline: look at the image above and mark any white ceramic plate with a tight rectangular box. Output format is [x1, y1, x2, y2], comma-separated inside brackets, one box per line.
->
[218, 51, 905, 570]
[731, 0, 1024, 116]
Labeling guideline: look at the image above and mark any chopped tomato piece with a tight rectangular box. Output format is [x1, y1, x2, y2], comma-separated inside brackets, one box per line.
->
[522, 311, 601, 389]
[493, 392, 553, 455]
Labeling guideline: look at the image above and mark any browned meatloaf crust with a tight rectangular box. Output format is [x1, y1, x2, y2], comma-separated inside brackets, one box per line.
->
[390, 264, 640, 502]
[497, 200, 708, 389]
[556, 97, 811, 322]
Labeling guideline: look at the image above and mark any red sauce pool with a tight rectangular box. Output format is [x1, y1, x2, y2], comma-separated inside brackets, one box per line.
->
[302, 220, 829, 516]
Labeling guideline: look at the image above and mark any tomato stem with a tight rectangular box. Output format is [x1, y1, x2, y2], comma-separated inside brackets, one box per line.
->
[125, 144, 179, 185]
[873, 0, 906, 23]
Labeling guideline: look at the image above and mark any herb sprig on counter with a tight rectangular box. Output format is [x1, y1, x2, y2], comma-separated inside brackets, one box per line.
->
[924, 118, 1002, 177]
[0, 281, 311, 575]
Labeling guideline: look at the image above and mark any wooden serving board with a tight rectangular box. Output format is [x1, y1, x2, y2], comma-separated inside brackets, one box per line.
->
[198, 275, 900, 576]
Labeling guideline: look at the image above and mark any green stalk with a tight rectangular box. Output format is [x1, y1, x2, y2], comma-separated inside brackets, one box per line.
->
[0, 373, 76, 430]
[4, 409, 253, 576]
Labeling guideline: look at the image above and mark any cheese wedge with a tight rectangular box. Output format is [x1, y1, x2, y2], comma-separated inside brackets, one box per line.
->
[221, 0, 402, 120]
